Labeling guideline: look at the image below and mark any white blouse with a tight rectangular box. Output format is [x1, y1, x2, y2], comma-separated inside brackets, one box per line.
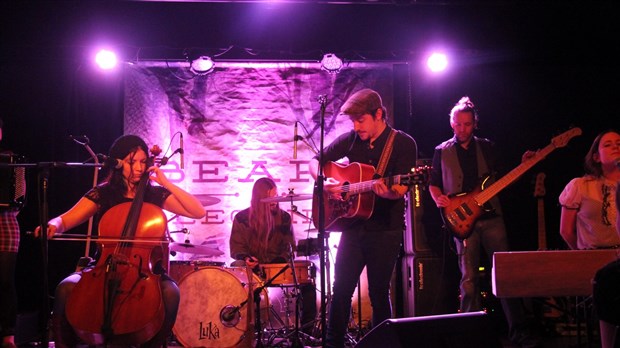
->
[559, 176, 619, 249]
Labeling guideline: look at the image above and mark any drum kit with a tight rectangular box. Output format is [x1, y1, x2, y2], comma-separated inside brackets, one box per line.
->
[169, 190, 322, 347]
[170, 258, 318, 347]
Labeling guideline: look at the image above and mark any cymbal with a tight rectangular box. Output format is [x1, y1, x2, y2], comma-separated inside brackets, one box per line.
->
[194, 194, 221, 206]
[169, 242, 224, 257]
[301, 228, 341, 234]
[261, 193, 313, 203]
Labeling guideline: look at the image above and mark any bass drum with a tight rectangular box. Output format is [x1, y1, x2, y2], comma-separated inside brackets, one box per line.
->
[169, 260, 226, 282]
[173, 266, 269, 348]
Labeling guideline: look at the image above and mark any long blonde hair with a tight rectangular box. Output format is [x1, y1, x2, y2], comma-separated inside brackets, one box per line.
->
[249, 177, 279, 251]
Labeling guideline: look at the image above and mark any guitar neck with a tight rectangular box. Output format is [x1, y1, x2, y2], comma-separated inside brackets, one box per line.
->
[537, 198, 547, 250]
[343, 174, 402, 195]
[475, 142, 556, 205]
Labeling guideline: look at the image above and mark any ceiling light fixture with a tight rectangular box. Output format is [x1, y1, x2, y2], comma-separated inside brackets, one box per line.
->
[320, 53, 343, 73]
[190, 56, 214, 75]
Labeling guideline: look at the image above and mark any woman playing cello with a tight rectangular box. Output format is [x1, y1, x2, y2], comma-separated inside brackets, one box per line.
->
[35, 135, 205, 348]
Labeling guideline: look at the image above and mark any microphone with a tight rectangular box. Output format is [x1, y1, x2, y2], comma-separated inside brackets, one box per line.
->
[220, 305, 241, 322]
[293, 122, 298, 160]
[69, 134, 90, 145]
[615, 157, 620, 169]
[98, 154, 122, 169]
[170, 228, 189, 234]
[160, 148, 183, 166]
[180, 133, 184, 169]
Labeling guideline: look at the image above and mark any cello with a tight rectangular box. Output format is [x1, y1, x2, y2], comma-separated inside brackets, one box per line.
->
[65, 145, 168, 345]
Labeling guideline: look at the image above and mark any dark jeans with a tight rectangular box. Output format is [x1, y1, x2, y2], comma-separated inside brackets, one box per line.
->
[0, 252, 17, 338]
[299, 283, 318, 332]
[593, 259, 620, 326]
[51, 272, 179, 348]
[454, 216, 530, 342]
[325, 226, 402, 348]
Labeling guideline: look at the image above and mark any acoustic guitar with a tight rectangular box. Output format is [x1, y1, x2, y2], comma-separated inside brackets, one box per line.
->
[441, 127, 581, 240]
[312, 161, 426, 231]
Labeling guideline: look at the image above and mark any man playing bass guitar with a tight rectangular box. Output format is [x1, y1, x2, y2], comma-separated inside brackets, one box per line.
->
[308, 88, 417, 348]
[428, 96, 541, 348]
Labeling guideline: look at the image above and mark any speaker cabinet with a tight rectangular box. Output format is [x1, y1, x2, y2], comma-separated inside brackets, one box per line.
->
[354, 311, 502, 348]
[403, 180, 446, 255]
[400, 254, 458, 317]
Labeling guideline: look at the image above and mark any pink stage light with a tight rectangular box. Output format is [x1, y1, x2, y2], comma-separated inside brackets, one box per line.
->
[95, 49, 118, 70]
[426, 52, 448, 73]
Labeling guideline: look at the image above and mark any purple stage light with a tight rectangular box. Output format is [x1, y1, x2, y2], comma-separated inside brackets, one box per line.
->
[426, 52, 448, 73]
[95, 49, 118, 70]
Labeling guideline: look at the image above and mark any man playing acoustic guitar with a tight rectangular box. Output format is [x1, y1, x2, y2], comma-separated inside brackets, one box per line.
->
[428, 96, 541, 348]
[308, 88, 417, 348]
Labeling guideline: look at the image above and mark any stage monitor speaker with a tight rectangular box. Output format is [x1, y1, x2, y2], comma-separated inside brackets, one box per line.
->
[354, 311, 501, 348]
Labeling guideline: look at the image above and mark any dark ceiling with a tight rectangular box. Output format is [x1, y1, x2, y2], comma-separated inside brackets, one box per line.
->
[2, 1, 618, 64]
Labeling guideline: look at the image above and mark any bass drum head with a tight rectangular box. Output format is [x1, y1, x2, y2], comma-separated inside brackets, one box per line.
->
[173, 266, 267, 348]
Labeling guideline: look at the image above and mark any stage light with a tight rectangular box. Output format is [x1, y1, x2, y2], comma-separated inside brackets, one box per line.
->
[190, 56, 214, 75]
[320, 53, 343, 73]
[95, 49, 118, 70]
[427, 52, 448, 72]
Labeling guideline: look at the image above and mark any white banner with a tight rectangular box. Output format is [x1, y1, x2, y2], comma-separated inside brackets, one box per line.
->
[124, 61, 395, 265]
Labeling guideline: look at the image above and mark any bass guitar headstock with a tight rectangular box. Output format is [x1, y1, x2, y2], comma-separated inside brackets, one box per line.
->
[551, 127, 582, 148]
[534, 172, 546, 198]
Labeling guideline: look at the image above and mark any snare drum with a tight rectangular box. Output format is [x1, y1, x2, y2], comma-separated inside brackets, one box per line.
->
[173, 266, 269, 348]
[261, 260, 314, 286]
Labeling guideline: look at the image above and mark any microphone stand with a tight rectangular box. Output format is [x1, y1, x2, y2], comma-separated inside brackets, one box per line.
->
[37, 163, 51, 348]
[286, 245, 304, 348]
[315, 94, 328, 347]
[254, 264, 290, 348]
[71, 136, 99, 267]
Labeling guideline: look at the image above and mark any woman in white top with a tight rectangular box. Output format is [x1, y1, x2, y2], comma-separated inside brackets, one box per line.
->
[559, 129, 620, 250]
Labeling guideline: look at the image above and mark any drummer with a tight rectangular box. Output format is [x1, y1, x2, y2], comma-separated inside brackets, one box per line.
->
[229, 177, 317, 336]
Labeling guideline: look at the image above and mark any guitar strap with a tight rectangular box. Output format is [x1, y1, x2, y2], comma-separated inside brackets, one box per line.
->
[375, 129, 398, 177]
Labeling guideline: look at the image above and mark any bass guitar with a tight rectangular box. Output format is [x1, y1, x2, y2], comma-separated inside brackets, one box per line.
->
[312, 161, 426, 231]
[442, 127, 581, 240]
[534, 172, 547, 250]
[533, 171, 563, 319]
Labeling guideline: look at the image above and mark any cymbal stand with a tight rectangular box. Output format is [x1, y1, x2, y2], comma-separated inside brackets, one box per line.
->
[284, 244, 304, 348]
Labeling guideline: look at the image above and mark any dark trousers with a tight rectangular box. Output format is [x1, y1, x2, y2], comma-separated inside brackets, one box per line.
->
[454, 216, 530, 342]
[325, 227, 402, 348]
[0, 252, 17, 338]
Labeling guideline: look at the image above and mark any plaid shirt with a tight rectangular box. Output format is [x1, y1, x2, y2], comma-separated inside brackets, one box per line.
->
[0, 209, 20, 253]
